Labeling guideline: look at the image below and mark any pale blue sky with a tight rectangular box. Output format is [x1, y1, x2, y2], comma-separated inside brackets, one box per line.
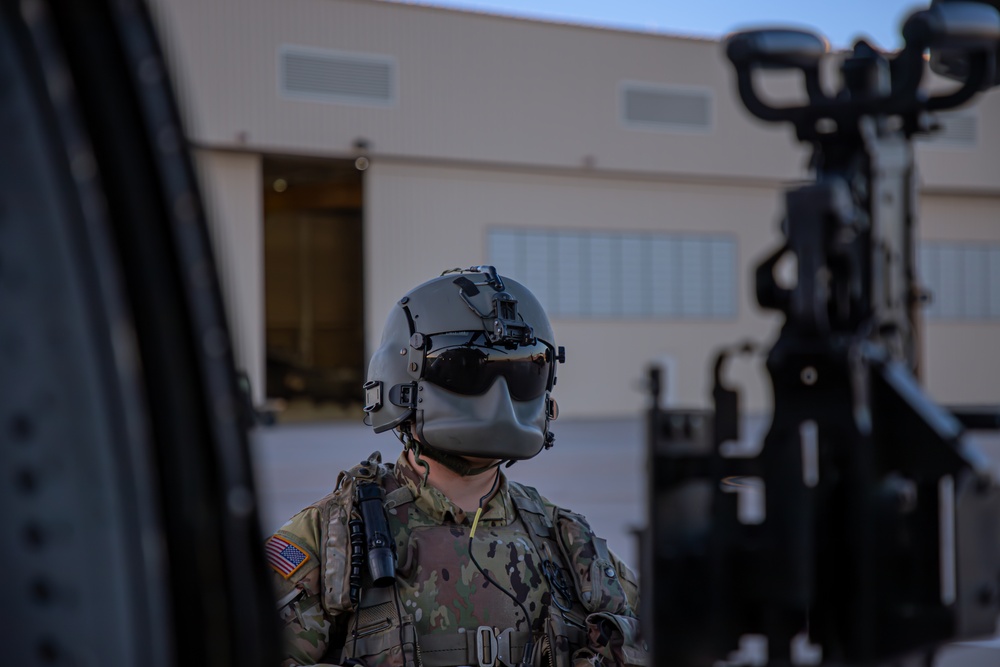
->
[393, 0, 926, 50]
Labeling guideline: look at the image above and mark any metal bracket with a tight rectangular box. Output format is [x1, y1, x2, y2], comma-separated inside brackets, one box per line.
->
[473, 265, 505, 291]
[362, 380, 382, 413]
[388, 382, 418, 408]
[476, 625, 498, 667]
[495, 628, 514, 667]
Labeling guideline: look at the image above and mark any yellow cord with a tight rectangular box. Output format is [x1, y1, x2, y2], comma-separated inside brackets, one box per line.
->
[470, 467, 499, 540]
[469, 507, 484, 539]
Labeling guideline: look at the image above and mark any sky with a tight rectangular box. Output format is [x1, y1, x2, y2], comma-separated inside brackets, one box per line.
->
[391, 0, 927, 50]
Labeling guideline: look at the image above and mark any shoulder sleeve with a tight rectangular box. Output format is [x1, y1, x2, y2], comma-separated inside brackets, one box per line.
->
[267, 507, 323, 596]
[266, 507, 333, 666]
[536, 493, 641, 611]
[548, 501, 640, 619]
[539, 498, 646, 665]
[609, 548, 640, 614]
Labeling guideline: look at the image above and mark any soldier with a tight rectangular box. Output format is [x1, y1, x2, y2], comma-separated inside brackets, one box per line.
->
[265, 266, 645, 667]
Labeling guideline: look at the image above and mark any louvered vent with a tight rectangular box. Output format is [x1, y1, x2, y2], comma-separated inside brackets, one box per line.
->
[621, 83, 712, 131]
[923, 111, 978, 146]
[280, 46, 395, 106]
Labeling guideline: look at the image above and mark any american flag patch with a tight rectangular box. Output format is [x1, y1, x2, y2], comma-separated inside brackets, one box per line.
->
[265, 535, 310, 578]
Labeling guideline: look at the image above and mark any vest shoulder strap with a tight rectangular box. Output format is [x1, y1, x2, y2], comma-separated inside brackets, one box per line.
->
[338, 450, 384, 487]
[339, 452, 415, 508]
[508, 480, 554, 540]
[508, 481, 633, 618]
[322, 450, 409, 614]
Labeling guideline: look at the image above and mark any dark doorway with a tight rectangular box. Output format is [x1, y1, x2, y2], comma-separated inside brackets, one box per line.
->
[262, 157, 364, 412]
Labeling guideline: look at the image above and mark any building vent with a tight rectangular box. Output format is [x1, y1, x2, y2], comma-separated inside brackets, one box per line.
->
[922, 111, 978, 147]
[621, 83, 712, 132]
[490, 228, 736, 320]
[279, 46, 395, 106]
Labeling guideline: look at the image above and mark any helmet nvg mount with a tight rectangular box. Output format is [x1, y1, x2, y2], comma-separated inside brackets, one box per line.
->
[363, 266, 565, 468]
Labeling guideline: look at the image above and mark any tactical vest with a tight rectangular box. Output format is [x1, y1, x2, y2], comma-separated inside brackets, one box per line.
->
[321, 453, 634, 667]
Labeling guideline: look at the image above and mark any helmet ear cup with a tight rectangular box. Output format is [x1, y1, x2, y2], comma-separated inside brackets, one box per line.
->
[364, 305, 417, 434]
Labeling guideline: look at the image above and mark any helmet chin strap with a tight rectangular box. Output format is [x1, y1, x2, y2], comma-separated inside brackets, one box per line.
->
[404, 430, 506, 477]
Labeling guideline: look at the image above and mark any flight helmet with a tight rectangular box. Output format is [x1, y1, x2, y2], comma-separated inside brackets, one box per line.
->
[363, 266, 564, 471]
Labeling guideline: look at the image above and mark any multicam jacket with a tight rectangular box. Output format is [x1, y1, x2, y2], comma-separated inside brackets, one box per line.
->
[266, 451, 645, 667]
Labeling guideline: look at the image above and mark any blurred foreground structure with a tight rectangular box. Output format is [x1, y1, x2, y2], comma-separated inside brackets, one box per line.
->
[0, 1, 277, 664]
[644, 9, 1000, 664]
[149, 0, 1000, 418]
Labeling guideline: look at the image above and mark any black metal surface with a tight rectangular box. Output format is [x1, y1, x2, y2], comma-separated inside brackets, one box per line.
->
[0, 3, 171, 663]
[931, 0, 1000, 88]
[0, 1, 278, 664]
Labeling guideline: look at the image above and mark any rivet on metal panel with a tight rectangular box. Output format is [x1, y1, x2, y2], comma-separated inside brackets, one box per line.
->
[10, 413, 34, 442]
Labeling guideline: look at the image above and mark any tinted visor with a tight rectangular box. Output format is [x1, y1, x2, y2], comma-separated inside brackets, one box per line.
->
[423, 333, 553, 401]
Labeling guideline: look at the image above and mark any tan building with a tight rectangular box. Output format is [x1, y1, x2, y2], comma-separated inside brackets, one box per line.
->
[148, 0, 1000, 419]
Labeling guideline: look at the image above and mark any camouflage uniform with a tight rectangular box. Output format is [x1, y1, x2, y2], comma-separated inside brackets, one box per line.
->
[266, 452, 645, 667]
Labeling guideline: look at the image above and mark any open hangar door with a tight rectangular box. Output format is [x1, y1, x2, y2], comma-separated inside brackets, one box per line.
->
[262, 156, 365, 417]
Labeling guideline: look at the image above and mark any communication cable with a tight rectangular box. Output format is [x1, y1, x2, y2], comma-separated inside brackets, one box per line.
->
[467, 468, 536, 667]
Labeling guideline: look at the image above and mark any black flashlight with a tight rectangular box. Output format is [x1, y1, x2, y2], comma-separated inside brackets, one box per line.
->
[356, 482, 396, 587]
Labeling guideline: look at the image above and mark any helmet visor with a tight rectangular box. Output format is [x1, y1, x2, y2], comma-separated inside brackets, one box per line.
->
[423, 333, 553, 401]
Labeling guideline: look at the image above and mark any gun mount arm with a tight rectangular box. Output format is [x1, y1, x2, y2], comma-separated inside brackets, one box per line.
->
[725, 2, 1000, 141]
[646, 4, 1000, 666]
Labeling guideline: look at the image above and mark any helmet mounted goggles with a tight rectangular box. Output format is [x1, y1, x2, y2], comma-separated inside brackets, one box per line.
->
[423, 333, 555, 401]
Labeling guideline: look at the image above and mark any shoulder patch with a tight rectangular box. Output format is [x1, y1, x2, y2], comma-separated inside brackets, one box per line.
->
[265, 534, 311, 579]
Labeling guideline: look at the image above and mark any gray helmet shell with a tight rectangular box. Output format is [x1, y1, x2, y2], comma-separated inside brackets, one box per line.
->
[364, 267, 560, 461]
